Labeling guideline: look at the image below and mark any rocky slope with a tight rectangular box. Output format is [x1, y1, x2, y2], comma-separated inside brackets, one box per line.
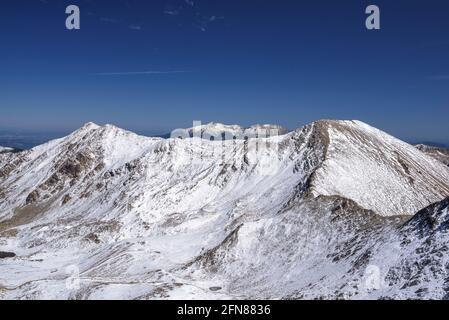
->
[0, 120, 449, 299]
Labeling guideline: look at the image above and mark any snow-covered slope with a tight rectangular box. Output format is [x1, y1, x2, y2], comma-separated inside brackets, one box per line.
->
[309, 120, 449, 216]
[199, 195, 449, 300]
[1, 120, 449, 299]
[415, 144, 449, 167]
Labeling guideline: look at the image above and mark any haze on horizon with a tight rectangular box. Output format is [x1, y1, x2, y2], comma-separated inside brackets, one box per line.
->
[1, 0, 449, 145]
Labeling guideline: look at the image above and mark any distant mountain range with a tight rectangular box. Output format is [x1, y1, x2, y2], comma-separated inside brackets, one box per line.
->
[1, 120, 449, 299]
[415, 144, 449, 167]
[412, 141, 448, 148]
[0, 146, 22, 154]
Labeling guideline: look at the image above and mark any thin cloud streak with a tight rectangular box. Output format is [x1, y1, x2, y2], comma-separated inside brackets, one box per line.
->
[129, 25, 142, 30]
[92, 70, 192, 76]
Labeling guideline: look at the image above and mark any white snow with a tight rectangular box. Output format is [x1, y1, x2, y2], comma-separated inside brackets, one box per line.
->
[311, 120, 449, 216]
[0, 146, 14, 153]
[1, 120, 449, 299]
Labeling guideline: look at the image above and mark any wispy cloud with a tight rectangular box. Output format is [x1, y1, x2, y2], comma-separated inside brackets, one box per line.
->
[164, 4, 181, 16]
[429, 75, 449, 81]
[164, 10, 180, 16]
[195, 15, 224, 32]
[129, 25, 142, 30]
[92, 70, 191, 76]
[163, 1, 224, 32]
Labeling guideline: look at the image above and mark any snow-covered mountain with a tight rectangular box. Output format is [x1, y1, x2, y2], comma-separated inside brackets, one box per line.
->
[184, 122, 289, 140]
[1, 120, 449, 299]
[0, 146, 18, 154]
[415, 144, 449, 167]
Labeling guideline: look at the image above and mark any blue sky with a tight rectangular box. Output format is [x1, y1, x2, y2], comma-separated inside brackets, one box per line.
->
[0, 0, 448, 144]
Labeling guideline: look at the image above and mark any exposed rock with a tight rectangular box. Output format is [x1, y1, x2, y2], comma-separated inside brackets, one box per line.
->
[61, 194, 72, 205]
[84, 233, 100, 244]
[25, 190, 40, 205]
[0, 252, 16, 259]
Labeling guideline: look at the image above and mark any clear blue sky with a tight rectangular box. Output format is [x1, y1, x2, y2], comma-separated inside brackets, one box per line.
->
[0, 0, 448, 144]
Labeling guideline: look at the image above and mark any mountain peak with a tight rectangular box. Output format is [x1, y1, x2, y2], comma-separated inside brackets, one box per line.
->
[80, 121, 100, 130]
[305, 119, 449, 216]
[70, 122, 138, 141]
[312, 119, 377, 132]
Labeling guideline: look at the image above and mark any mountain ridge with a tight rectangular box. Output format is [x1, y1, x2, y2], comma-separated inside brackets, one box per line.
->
[1, 119, 449, 299]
